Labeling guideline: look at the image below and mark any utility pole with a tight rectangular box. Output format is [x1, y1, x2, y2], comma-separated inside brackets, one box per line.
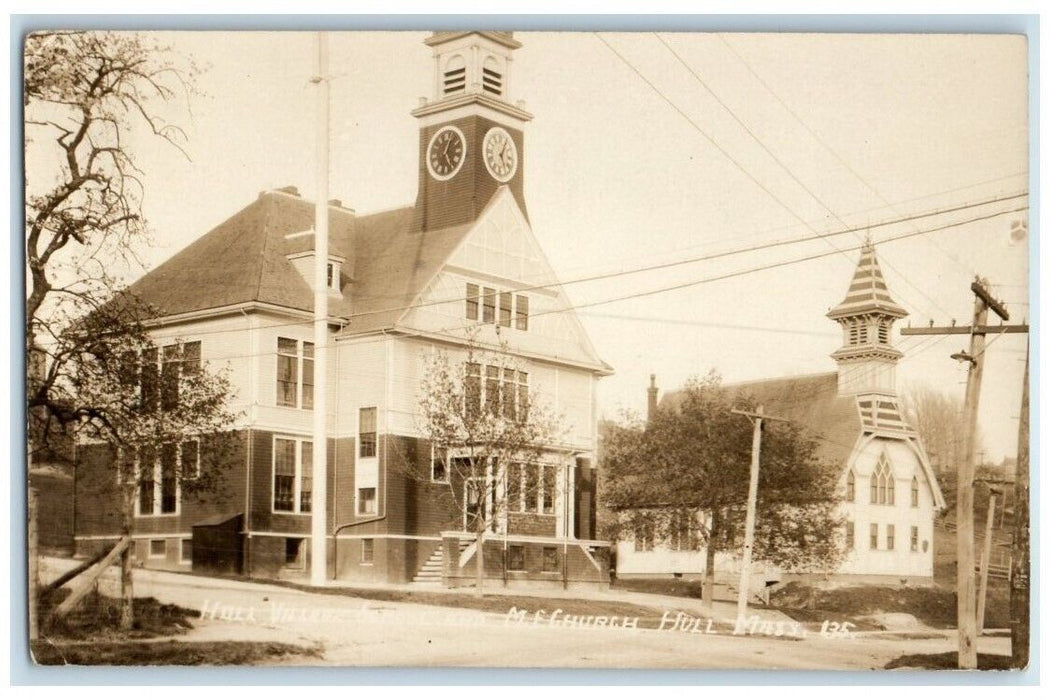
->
[900, 276, 1015, 668]
[310, 31, 330, 587]
[730, 405, 787, 631]
[1010, 348, 1029, 668]
[976, 486, 1000, 636]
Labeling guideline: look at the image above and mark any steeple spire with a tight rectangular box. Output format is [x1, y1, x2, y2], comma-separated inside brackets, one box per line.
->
[827, 240, 908, 321]
[828, 242, 909, 396]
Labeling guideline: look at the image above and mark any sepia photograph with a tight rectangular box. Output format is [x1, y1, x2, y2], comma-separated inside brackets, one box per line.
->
[20, 22, 1033, 674]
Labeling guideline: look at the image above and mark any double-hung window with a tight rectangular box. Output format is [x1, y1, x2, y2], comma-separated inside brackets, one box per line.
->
[514, 295, 529, 330]
[359, 407, 377, 458]
[464, 283, 530, 332]
[358, 487, 377, 515]
[276, 338, 314, 409]
[272, 437, 312, 513]
[464, 363, 528, 422]
[133, 442, 193, 516]
[539, 465, 556, 515]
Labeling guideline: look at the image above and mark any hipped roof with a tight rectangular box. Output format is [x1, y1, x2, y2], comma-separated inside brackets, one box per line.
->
[126, 190, 475, 335]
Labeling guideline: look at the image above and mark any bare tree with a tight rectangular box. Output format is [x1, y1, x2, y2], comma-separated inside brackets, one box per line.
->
[902, 385, 982, 513]
[415, 338, 558, 595]
[23, 32, 238, 630]
[25, 30, 201, 451]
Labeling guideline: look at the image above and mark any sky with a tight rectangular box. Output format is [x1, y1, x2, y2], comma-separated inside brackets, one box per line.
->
[85, 30, 1029, 462]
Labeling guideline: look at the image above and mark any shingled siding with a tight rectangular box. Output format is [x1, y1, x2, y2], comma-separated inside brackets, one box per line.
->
[74, 432, 248, 566]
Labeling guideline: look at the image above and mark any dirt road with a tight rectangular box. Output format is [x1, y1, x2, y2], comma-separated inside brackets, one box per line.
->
[41, 558, 1010, 669]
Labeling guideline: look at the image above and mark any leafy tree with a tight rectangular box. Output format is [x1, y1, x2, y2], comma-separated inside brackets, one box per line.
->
[601, 372, 844, 607]
[24, 31, 235, 630]
[414, 338, 558, 595]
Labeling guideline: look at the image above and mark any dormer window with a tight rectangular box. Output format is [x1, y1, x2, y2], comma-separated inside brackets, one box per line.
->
[327, 261, 340, 291]
[443, 55, 466, 95]
[482, 56, 502, 95]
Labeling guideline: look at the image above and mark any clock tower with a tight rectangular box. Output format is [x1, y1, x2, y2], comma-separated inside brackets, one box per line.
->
[410, 31, 532, 232]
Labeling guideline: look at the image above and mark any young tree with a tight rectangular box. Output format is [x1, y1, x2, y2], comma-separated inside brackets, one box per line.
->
[601, 372, 844, 607]
[71, 311, 237, 629]
[415, 339, 558, 595]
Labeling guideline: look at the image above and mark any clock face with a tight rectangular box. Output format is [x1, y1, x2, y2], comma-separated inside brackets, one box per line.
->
[483, 127, 518, 182]
[426, 126, 466, 181]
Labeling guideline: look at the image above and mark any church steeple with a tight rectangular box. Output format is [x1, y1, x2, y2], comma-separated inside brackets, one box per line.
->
[827, 241, 908, 396]
[410, 32, 532, 233]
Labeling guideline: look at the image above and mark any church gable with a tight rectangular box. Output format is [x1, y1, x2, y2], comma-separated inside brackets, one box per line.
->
[397, 188, 608, 371]
[847, 435, 945, 509]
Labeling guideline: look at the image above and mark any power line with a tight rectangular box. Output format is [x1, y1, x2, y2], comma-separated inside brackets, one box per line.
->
[577, 311, 838, 338]
[515, 205, 1027, 328]
[653, 32, 954, 323]
[593, 33, 856, 263]
[142, 191, 1027, 342]
[546, 171, 1027, 285]
[717, 32, 983, 281]
[153, 203, 1026, 366]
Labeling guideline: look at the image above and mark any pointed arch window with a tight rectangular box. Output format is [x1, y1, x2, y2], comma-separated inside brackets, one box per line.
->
[911, 475, 919, 507]
[870, 454, 895, 505]
[846, 470, 856, 501]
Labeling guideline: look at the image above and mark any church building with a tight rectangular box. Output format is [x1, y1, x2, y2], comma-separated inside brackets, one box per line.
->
[73, 32, 614, 589]
[615, 243, 946, 586]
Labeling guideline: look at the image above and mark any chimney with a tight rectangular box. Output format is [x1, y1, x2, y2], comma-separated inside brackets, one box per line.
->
[647, 374, 659, 424]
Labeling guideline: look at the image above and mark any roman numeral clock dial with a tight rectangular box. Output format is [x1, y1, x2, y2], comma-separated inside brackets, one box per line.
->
[483, 126, 518, 182]
[426, 125, 466, 181]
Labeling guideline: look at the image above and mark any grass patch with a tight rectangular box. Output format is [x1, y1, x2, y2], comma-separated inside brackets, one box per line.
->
[39, 588, 198, 641]
[279, 580, 662, 621]
[885, 652, 1016, 670]
[611, 578, 704, 599]
[31, 639, 320, 666]
[770, 581, 1010, 629]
